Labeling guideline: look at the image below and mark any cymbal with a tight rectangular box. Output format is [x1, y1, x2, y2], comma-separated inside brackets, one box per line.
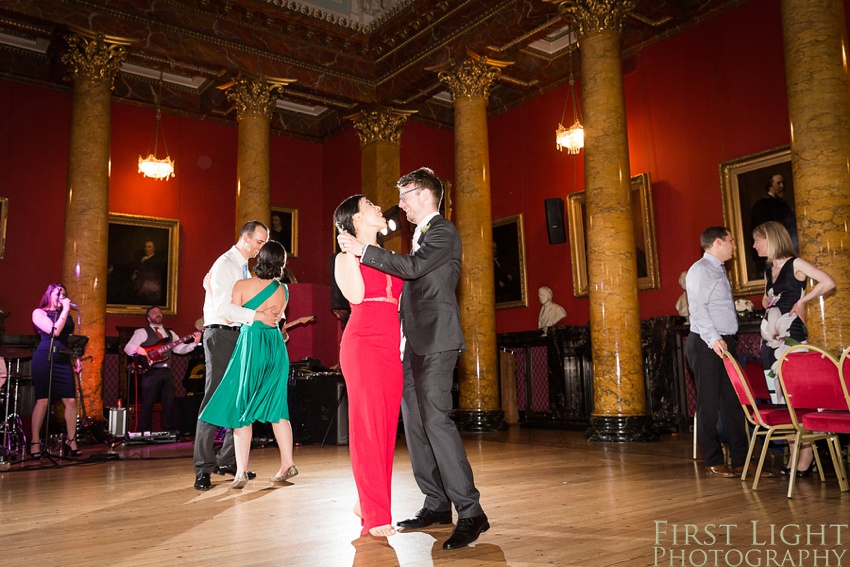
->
[0, 347, 34, 360]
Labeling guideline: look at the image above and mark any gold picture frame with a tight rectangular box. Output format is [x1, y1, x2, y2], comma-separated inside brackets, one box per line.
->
[106, 213, 179, 315]
[567, 173, 660, 298]
[271, 206, 299, 258]
[720, 146, 793, 296]
[0, 196, 7, 259]
[493, 213, 528, 310]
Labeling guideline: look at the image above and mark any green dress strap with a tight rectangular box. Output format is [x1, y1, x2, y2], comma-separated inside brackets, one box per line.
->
[243, 280, 281, 310]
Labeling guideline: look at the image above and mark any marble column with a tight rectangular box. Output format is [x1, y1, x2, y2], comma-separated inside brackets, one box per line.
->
[346, 107, 416, 253]
[556, 0, 655, 441]
[435, 51, 511, 431]
[781, 0, 850, 352]
[223, 75, 294, 233]
[60, 29, 129, 422]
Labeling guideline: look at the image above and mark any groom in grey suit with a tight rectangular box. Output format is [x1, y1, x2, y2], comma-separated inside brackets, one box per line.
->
[337, 167, 488, 550]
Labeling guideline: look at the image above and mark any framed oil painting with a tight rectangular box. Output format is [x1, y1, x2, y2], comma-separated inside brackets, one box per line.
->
[493, 214, 528, 310]
[107, 213, 179, 315]
[271, 207, 298, 258]
[720, 146, 793, 296]
[0, 196, 7, 259]
[566, 173, 660, 298]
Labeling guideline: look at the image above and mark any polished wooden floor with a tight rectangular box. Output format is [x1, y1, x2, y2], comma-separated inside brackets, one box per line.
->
[1, 427, 847, 567]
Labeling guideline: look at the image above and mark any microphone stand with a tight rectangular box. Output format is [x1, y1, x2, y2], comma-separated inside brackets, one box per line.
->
[40, 313, 62, 467]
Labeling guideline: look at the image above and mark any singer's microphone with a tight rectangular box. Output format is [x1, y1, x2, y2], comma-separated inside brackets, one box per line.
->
[68, 302, 79, 310]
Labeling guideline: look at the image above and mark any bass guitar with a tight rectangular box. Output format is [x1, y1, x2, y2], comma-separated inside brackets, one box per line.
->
[284, 315, 315, 330]
[129, 332, 199, 374]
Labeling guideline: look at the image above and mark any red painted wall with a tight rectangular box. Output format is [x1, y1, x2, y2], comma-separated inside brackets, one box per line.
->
[1, 0, 835, 356]
[490, 0, 794, 334]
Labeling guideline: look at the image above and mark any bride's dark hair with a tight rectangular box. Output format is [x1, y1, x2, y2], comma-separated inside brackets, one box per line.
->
[334, 194, 365, 237]
[254, 240, 287, 279]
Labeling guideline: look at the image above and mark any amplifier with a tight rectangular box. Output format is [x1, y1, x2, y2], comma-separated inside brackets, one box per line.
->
[289, 372, 348, 446]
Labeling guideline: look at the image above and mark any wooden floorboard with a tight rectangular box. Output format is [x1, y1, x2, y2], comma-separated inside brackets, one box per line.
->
[1, 427, 847, 566]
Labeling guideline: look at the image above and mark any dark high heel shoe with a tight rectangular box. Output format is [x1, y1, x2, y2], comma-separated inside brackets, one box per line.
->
[780, 462, 815, 477]
[29, 441, 42, 459]
[64, 437, 82, 457]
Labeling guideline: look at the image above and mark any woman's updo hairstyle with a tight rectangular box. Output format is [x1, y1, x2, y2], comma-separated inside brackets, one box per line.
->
[334, 194, 365, 237]
[254, 240, 287, 279]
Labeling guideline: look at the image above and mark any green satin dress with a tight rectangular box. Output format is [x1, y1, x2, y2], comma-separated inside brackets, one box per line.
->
[199, 281, 290, 428]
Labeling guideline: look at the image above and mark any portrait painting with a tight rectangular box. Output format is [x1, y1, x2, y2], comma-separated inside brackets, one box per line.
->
[720, 146, 793, 296]
[107, 213, 179, 315]
[567, 173, 660, 298]
[493, 214, 528, 310]
[270, 207, 298, 258]
[0, 196, 7, 260]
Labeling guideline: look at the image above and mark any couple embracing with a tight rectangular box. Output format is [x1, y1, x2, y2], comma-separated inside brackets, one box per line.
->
[335, 167, 488, 550]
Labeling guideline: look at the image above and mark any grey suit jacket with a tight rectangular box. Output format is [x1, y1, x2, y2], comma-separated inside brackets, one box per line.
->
[361, 215, 466, 355]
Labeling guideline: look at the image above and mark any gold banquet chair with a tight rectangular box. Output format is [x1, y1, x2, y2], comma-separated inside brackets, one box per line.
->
[777, 344, 849, 498]
[721, 352, 795, 489]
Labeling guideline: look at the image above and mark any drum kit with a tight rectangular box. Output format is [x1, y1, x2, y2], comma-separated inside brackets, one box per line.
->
[0, 347, 33, 471]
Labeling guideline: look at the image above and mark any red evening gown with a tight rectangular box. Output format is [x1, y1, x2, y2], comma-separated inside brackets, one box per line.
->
[339, 264, 404, 535]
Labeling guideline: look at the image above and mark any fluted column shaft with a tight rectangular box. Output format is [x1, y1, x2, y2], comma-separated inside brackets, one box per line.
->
[347, 107, 415, 253]
[224, 76, 293, 232]
[61, 31, 128, 422]
[781, 0, 850, 351]
[438, 54, 509, 431]
[561, 1, 654, 441]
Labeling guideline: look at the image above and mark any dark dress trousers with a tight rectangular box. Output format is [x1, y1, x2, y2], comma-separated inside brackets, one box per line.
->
[361, 215, 483, 518]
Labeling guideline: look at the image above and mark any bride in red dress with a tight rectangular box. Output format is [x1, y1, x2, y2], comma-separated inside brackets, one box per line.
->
[334, 195, 404, 537]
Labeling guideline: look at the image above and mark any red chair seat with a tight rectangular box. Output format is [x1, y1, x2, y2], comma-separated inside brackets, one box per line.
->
[802, 410, 850, 433]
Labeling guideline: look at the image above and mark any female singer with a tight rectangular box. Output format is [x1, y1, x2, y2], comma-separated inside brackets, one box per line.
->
[31, 283, 81, 458]
[334, 195, 404, 537]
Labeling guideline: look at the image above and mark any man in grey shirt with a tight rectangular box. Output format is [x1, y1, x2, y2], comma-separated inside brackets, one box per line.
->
[685, 226, 753, 478]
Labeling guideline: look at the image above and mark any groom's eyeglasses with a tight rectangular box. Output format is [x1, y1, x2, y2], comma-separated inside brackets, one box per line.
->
[398, 187, 422, 203]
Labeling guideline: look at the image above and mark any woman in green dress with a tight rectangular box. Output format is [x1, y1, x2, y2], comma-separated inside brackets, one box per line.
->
[199, 241, 297, 489]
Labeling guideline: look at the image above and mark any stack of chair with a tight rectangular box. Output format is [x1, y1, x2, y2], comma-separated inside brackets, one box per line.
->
[777, 344, 850, 498]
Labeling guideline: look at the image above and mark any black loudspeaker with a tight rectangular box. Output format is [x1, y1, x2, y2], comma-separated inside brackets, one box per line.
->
[545, 198, 567, 244]
[288, 372, 348, 446]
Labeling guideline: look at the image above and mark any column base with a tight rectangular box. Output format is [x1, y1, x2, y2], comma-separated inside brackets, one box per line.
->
[585, 415, 658, 442]
[452, 410, 507, 432]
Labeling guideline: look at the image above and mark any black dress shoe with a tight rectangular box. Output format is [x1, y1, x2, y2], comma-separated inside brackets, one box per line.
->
[194, 472, 212, 491]
[396, 508, 453, 530]
[443, 514, 489, 550]
[214, 465, 256, 480]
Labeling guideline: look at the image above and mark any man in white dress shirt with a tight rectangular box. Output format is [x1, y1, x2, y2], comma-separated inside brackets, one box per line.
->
[193, 220, 277, 490]
[124, 306, 201, 433]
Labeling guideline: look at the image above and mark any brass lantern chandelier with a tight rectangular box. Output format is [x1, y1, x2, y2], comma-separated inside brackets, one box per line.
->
[555, 36, 584, 154]
[138, 72, 175, 180]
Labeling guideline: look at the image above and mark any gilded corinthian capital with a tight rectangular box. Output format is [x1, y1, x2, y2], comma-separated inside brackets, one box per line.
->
[61, 27, 131, 86]
[544, 0, 637, 37]
[432, 49, 513, 101]
[220, 74, 296, 121]
[345, 106, 417, 146]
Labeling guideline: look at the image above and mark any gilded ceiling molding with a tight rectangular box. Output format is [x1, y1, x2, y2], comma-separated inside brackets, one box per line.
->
[345, 106, 418, 146]
[432, 49, 513, 101]
[544, 0, 637, 37]
[221, 75, 296, 121]
[61, 27, 131, 86]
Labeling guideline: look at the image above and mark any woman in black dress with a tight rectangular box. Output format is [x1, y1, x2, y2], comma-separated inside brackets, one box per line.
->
[30, 283, 82, 457]
[753, 221, 835, 475]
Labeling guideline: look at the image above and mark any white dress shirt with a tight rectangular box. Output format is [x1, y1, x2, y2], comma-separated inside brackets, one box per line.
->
[686, 252, 738, 347]
[203, 246, 256, 326]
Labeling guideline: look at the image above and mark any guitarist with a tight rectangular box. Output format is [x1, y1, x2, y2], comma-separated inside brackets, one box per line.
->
[124, 306, 201, 433]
